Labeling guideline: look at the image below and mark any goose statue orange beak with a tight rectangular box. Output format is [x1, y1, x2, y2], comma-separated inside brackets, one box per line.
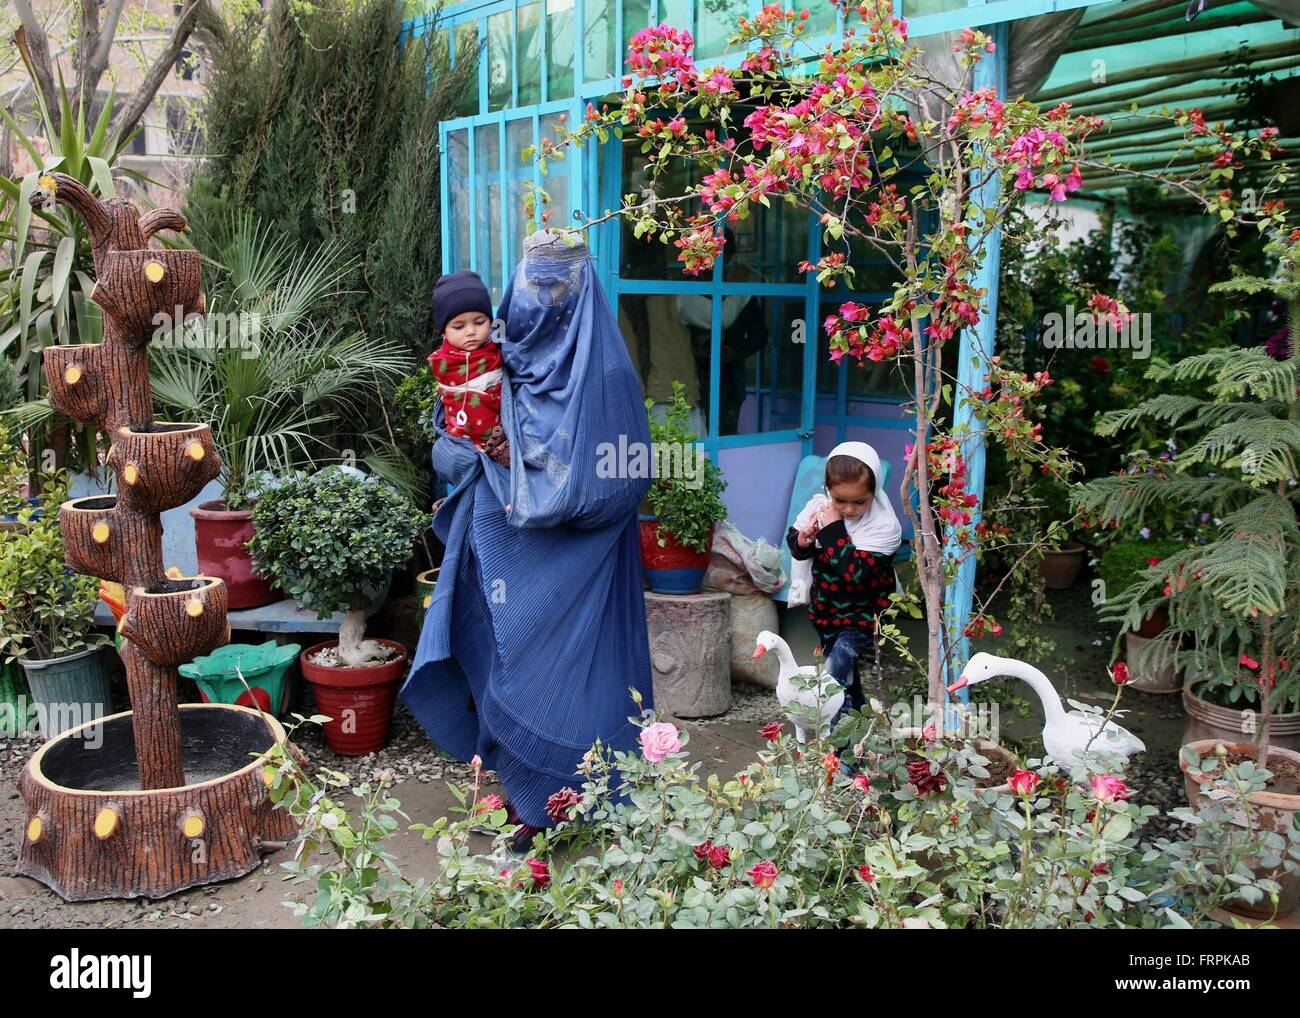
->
[947, 676, 969, 694]
[752, 645, 767, 659]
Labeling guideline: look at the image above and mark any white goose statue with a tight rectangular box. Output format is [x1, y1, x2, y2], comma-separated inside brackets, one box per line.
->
[947, 652, 1145, 773]
[752, 631, 844, 742]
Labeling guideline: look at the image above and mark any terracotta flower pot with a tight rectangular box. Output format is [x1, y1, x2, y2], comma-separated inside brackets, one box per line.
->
[1123, 631, 1181, 694]
[300, 639, 408, 756]
[190, 499, 279, 610]
[1182, 682, 1300, 754]
[640, 515, 714, 595]
[1133, 605, 1169, 639]
[1038, 541, 1085, 590]
[1180, 739, 1300, 918]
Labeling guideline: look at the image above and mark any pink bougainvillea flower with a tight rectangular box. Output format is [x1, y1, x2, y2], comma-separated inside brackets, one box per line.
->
[640, 721, 682, 761]
[526, 857, 550, 889]
[1089, 774, 1131, 804]
[1008, 769, 1040, 797]
[747, 860, 779, 889]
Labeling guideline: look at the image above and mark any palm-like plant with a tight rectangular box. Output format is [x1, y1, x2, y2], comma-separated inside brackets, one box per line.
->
[1075, 229, 1300, 765]
[1, 80, 150, 472]
[148, 214, 414, 508]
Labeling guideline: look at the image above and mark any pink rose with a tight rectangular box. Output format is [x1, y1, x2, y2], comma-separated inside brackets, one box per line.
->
[1008, 770, 1040, 797]
[1089, 774, 1131, 804]
[853, 774, 871, 793]
[747, 860, 779, 889]
[473, 793, 504, 814]
[640, 722, 682, 762]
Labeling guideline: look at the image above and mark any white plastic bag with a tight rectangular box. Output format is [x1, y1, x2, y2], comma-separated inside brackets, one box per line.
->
[703, 522, 786, 596]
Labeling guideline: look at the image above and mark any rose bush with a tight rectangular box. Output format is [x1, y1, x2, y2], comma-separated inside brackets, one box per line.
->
[272, 695, 1297, 929]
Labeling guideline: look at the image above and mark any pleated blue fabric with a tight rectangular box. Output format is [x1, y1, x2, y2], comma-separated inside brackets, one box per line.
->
[401, 238, 654, 828]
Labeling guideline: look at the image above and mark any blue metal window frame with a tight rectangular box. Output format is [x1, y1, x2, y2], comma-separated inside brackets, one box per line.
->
[405, 0, 1071, 663]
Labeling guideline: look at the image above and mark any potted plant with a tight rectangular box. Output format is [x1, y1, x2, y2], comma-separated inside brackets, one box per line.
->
[639, 383, 728, 595]
[1097, 537, 1184, 692]
[248, 467, 427, 755]
[148, 215, 412, 608]
[1077, 227, 1300, 916]
[1034, 474, 1086, 590]
[0, 469, 113, 738]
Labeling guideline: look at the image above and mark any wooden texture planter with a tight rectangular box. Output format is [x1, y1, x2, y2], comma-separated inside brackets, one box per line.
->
[18, 176, 290, 901]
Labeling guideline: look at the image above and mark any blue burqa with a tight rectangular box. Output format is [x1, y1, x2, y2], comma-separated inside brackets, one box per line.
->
[401, 236, 654, 828]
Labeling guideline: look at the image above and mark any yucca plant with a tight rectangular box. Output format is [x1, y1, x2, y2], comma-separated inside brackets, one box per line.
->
[148, 213, 415, 508]
[1075, 228, 1300, 765]
[1, 78, 153, 473]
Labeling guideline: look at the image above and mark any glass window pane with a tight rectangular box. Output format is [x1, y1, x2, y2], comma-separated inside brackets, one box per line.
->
[507, 118, 535, 274]
[620, 0, 650, 77]
[716, 295, 804, 437]
[620, 133, 707, 281]
[585, 0, 617, 82]
[620, 293, 708, 431]
[447, 129, 471, 272]
[658, 0, 691, 32]
[805, 0, 837, 37]
[453, 22, 480, 117]
[817, 300, 910, 400]
[488, 11, 513, 110]
[475, 124, 504, 305]
[539, 112, 571, 228]
[695, 0, 746, 63]
[728, 200, 810, 285]
[547, 0, 575, 100]
[518, 3, 542, 106]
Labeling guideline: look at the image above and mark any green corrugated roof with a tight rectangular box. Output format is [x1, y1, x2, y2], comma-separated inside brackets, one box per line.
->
[1031, 0, 1300, 205]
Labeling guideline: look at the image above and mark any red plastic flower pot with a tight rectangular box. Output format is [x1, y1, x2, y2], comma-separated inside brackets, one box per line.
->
[300, 639, 408, 756]
[640, 516, 714, 595]
[190, 500, 280, 610]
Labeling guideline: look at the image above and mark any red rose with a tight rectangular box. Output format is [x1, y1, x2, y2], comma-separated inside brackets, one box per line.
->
[822, 751, 840, 773]
[852, 774, 871, 793]
[1112, 662, 1131, 685]
[526, 857, 550, 889]
[857, 865, 875, 884]
[907, 759, 948, 796]
[759, 721, 784, 742]
[693, 839, 713, 860]
[1091, 355, 1110, 375]
[1008, 769, 1040, 797]
[545, 787, 580, 824]
[707, 844, 731, 869]
[747, 860, 779, 889]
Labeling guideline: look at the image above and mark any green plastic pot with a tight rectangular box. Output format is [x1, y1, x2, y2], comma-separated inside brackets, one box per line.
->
[415, 568, 439, 610]
[179, 641, 301, 716]
[18, 645, 115, 739]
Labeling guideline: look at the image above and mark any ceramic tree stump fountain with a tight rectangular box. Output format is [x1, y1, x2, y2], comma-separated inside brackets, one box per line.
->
[17, 174, 295, 900]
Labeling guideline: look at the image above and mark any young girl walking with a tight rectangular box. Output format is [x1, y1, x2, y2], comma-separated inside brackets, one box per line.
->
[787, 442, 902, 728]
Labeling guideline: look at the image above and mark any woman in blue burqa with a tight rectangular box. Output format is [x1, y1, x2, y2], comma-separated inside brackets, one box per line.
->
[402, 232, 654, 849]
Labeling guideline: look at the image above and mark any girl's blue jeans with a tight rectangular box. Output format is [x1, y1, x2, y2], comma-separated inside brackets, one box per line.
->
[818, 627, 874, 730]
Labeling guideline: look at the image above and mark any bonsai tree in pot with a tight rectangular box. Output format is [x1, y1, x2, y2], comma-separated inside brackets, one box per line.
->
[1075, 226, 1300, 915]
[0, 467, 112, 738]
[640, 382, 728, 595]
[248, 467, 427, 755]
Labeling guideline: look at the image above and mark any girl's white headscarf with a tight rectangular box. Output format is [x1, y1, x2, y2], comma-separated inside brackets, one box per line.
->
[789, 441, 902, 607]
